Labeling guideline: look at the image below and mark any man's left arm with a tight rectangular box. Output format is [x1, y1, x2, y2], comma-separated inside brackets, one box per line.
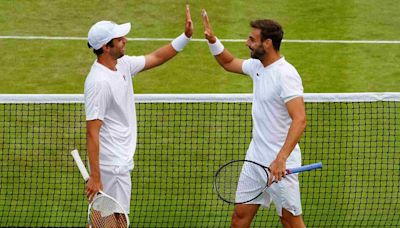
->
[269, 97, 307, 184]
[143, 5, 193, 71]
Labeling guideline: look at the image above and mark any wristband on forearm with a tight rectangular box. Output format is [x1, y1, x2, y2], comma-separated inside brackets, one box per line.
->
[171, 33, 191, 52]
[207, 37, 224, 56]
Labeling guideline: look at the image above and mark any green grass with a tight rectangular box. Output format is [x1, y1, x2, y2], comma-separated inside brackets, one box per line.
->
[0, 0, 399, 93]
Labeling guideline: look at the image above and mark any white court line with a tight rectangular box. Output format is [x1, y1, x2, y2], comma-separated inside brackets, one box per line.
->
[0, 35, 400, 44]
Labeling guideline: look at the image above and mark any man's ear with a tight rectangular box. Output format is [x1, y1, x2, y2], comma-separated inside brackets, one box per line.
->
[102, 44, 110, 53]
[262, 39, 271, 50]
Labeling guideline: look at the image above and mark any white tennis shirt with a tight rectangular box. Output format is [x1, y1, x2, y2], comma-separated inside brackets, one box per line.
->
[242, 57, 303, 168]
[84, 55, 145, 167]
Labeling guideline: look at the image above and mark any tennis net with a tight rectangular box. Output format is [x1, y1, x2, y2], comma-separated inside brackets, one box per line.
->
[0, 93, 399, 227]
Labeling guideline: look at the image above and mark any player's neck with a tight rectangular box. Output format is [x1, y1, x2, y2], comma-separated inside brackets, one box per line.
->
[97, 55, 118, 71]
[261, 51, 281, 68]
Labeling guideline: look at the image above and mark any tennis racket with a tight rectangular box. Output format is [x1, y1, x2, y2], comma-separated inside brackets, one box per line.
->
[71, 149, 129, 228]
[214, 160, 322, 204]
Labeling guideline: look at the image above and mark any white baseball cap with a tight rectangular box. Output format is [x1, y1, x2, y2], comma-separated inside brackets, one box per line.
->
[88, 21, 131, 50]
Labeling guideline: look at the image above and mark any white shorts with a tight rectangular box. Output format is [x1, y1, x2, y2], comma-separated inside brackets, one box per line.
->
[236, 164, 302, 217]
[100, 164, 133, 214]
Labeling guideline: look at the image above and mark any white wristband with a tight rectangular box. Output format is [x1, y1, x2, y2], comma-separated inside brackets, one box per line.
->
[207, 38, 224, 56]
[171, 33, 191, 52]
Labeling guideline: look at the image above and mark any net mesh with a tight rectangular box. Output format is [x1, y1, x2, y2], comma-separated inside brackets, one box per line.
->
[0, 94, 399, 227]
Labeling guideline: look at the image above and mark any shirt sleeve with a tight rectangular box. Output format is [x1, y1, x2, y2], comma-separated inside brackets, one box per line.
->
[242, 59, 261, 78]
[84, 79, 110, 121]
[123, 55, 146, 77]
[280, 68, 304, 103]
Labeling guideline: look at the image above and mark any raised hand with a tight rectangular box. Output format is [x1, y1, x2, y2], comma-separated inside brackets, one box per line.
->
[201, 9, 216, 43]
[185, 4, 193, 38]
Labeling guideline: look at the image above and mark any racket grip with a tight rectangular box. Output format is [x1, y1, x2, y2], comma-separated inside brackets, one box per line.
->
[71, 149, 90, 181]
[287, 162, 322, 174]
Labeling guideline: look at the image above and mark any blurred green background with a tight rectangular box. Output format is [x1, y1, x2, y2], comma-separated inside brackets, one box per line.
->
[0, 0, 399, 94]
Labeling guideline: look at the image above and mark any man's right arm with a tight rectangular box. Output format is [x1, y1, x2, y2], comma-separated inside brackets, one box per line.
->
[86, 119, 103, 201]
[211, 45, 244, 74]
[202, 9, 244, 74]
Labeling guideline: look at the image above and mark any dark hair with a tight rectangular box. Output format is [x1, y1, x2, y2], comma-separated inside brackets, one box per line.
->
[87, 39, 115, 55]
[250, 19, 283, 51]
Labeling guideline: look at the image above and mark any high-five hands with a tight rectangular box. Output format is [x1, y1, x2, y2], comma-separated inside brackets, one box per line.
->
[185, 5, 193, 38]
[201, 9, 216, 43]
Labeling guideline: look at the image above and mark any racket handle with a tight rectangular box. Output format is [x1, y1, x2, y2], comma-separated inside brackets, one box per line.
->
[287, 162, 322, 174]
[71, 149, 90, 181]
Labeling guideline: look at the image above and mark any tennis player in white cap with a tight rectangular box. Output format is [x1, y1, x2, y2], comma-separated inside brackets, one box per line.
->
[83, 5, 193, 219]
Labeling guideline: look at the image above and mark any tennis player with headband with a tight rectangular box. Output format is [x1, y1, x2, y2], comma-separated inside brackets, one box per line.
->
[202, 10, 307, 228]
[84, 5, 193, 219]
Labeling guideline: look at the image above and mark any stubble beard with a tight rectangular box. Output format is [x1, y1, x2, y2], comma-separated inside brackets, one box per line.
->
[250, 45, 266, 61]
[112, 51, 124, 60]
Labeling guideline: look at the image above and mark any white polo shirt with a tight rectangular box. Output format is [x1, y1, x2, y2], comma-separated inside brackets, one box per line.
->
[84, 55, 145, 167]
[242, 57, 303, 168]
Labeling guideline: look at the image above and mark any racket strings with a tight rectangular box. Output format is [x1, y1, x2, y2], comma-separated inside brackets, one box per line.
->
[89, 209, 128, 228]
[215, 162, 242, 202]
[215, 161, 268, 203]
[89, 195, 128, 228]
